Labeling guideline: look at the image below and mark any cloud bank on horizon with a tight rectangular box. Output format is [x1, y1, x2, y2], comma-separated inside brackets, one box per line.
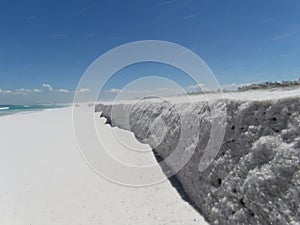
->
[0, 83, 91, 104]
[0, 82, 247, 104]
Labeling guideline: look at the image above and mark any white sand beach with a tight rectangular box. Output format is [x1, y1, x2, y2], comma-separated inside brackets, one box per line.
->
[0, 107, 207, 225]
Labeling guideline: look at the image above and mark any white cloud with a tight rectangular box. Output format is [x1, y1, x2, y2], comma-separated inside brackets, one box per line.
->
[0, 88, 29, 95]
[108, 88, 121, 94]
[33, 89, 42, 92]
[16, 88, 34, 92]
[0, 84, 81, 104]
[0, 84, 85, 97]
[57, 88, 70, 93]
[13, 88, 43, 95]
[42, 83, 53, 91]
[0, 84, 71, 96]
[79, 88, 91, 93]
[0, 89, 12, 94]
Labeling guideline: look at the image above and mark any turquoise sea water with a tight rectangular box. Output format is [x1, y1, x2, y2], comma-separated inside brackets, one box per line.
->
[0, 104, 69, 116]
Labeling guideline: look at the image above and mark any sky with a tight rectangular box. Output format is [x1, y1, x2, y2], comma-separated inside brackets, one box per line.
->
[0, 0, 300, 103]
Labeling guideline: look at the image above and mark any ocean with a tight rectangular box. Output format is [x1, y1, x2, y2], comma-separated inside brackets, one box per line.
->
[0, 104, 69, 116]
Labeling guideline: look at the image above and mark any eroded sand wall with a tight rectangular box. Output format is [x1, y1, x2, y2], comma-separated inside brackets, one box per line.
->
[96, 98, 300, 225]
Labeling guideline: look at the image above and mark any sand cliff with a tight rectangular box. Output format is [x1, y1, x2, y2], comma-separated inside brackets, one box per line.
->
[96, 95, 300, 225]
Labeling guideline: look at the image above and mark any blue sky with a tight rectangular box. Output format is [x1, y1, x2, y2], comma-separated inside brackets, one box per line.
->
[0, 0, 300, 103]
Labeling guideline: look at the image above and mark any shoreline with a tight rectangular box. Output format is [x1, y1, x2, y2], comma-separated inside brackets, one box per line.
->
[0, 104, 71, 118]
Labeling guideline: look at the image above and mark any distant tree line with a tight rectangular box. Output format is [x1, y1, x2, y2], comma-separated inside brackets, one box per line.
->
[238, 78, 300, 91]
